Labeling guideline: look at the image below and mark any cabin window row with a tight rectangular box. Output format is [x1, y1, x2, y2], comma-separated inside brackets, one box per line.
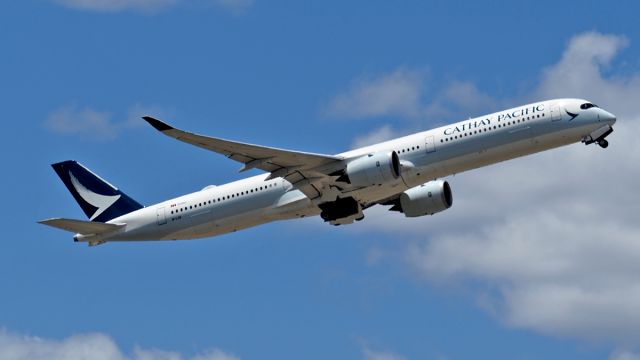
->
[169, 182, 278, 215]
[440, 113, 545, 143]
[396, 145, 420, 154]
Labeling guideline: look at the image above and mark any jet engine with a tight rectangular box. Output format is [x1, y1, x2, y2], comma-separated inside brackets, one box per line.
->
[338, 151, 401, 187]
[390, 180, 453, 217]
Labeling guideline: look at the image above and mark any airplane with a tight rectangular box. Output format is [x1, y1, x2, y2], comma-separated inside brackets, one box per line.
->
[39, 98, 616, 246]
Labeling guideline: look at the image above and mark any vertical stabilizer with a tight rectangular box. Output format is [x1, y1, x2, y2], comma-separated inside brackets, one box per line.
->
[51, 161, 143, 222]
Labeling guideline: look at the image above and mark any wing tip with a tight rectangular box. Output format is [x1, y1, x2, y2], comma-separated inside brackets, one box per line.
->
[37, 218, 55, 225]
[142, 116, 174, 132]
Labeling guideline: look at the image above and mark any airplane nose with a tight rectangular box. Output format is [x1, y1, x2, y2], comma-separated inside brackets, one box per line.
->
[600, 109, 617, 125]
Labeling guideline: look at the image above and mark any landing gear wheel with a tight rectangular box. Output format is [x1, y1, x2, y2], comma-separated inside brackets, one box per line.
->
[598, 139, 609, 148]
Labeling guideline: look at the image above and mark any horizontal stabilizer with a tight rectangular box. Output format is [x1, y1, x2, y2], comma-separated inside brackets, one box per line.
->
[38, 218, 125, 235]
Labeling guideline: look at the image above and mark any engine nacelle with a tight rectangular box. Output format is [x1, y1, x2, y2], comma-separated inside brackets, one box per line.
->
[343, 151, 400, 187]
[398, 180, 453, 217]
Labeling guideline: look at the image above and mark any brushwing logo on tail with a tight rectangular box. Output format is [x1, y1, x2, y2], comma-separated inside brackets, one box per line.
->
[68, 171, 121, 220]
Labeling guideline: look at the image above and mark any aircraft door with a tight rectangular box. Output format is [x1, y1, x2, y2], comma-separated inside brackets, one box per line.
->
[425, 135, 436, 153]
[156, 207, 167, 225]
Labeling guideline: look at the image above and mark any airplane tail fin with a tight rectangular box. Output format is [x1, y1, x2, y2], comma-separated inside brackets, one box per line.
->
[50, 160, 143, 222]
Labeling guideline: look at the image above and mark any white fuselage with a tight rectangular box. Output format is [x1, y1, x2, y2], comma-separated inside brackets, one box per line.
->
[88, 98, 616, 242]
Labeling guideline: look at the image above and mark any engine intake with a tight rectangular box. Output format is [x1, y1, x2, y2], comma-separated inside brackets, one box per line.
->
[393, 180, 453, 217]
[340, 151, 400, 187]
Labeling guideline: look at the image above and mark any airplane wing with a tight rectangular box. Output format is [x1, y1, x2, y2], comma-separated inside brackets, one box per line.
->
[143, 116, 346, 199]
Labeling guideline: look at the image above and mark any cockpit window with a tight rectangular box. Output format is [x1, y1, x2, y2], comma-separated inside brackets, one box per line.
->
[580, 103, 598, 110]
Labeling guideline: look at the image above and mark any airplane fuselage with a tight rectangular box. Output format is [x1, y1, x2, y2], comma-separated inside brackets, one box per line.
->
[64, 98, 617, 244]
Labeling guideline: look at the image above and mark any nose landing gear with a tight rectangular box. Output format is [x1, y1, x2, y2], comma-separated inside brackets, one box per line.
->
[582, 125, 613, 149]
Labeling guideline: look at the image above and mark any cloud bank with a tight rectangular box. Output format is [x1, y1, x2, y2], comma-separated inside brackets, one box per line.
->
[0, 329, 238, 360]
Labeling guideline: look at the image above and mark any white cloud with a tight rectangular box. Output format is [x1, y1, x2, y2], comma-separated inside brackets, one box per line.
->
[54, 0, 177, 13]
[362, 346, 407, 360]
[45, 105, 119, 140]
[351, 125, 399, 149]
[44, 103, 167, 141]
[326, 68, 497, 123]
[326, 68, 425, 119]
[54, 0, 253, 14]
[354, 31, 640, 350]
[610, 350, 640, 360]
[191, 349, 240, 360]
[424, 81, 496, 120]
[535, 32, 635, 108]
[0, 328, 239, 360]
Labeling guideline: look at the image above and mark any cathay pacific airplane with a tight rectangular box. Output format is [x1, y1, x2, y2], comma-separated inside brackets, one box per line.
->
[39, 99, 616, 246]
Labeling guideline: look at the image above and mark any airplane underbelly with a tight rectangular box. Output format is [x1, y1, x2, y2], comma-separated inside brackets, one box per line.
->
[189, 210, 272, 239]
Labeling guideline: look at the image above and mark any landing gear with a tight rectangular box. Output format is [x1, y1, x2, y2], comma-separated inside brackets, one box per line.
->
[582, 125, 613, 149]
[319, 196, 365, 225]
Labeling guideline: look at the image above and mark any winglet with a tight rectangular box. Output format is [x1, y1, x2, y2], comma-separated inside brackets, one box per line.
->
[142, 116, 174, 132]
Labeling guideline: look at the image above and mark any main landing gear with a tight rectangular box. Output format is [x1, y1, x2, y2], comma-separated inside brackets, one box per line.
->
[319, 196, 365, 226]
[582, 125, 613, 149]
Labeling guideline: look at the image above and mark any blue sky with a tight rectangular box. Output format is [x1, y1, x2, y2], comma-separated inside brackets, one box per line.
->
[2, 1, 640, 359]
